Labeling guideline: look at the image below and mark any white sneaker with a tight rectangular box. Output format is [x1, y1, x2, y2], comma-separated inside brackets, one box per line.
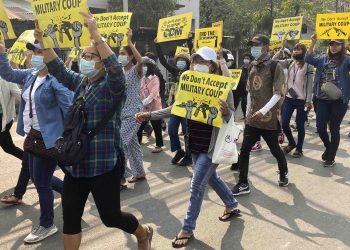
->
[24, 225, 58, 243]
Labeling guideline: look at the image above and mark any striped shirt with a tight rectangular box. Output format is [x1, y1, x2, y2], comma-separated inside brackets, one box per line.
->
[188, 120, 213, 153]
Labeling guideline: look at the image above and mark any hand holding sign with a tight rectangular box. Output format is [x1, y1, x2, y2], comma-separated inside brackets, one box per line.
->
[218, 99, 229, 116]
[79, 11, 100, 43]
[34, 20, 44, 48]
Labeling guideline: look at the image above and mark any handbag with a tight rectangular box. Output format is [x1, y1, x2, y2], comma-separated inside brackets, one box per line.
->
[321, 82, 342, 101]
[54, 81, 124, 166]
[212, 116, 242, 165]
[23, 76, 57, 159]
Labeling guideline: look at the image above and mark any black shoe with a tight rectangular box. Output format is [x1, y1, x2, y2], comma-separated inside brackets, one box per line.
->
[230, 163, 239, 171]
[178, 156, 192, 166]
[324, 160, 336, 167]
[292, 149, 303, 158]
[278, 172, 289, 187]
[171, 150, 185, 164]
[232, 182, 250, 196]
[322, 149, 329, 162]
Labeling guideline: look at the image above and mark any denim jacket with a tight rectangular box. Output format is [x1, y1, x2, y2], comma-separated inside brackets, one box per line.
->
[0, 52, 74, 149]
[305, 53, 350, 103]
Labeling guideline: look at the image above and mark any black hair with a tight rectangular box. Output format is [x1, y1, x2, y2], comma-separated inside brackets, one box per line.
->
[328, 43, 346, 66]
[145, 63, 157, 77]
[121, 46, 137, 65]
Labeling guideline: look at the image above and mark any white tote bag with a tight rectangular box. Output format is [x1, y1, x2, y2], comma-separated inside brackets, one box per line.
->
[212, 116, 241, 165]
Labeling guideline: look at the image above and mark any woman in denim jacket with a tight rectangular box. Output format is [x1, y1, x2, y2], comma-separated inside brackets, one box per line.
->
[0, 39, 73, 243]
[305, 34, 350, 167]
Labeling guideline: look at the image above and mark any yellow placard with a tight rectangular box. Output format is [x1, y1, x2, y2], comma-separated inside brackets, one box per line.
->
[271, 16, 303, 41]
[94, 12, 132, 47]
[194, 27, 222, 51]
[316, 13, 350, 39]
[171, 71, 235, 128]
[0, 0, 16, 40]
[230, 69, 242, 90]
[157, 12, 193, 43]
[269, 41, 282, 54]
[8, 30, 35, 65]
[68, 47, 82, 59]
[31, 0, 90, 49]
[299, 39, 312, 49]
[212, 20, 223, 36]
[175, 46, 190, 56]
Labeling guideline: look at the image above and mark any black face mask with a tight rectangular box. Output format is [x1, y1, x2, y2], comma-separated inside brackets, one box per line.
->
[329, 50, 342, 59]
[292, 54, 304, 61]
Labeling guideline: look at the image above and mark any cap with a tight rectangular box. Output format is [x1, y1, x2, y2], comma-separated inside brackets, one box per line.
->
[223, 48, 234, 61]
[247, 34, 270, 46]
[174, 52, 190, 63]
[142, 56, 156, 65]
[190, 46, 217, 63]
[283, 48, 291, 55]
[329, 39, 345, 45]
[26, 42, 41, 51]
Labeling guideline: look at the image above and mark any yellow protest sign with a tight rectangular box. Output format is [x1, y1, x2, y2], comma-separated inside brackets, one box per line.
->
[94, 12, 132, 47]
[316, 13, 350, 39]
[68, 47, 82, 59]
[230, 69, 242, 90]
[269, 41, 282, 54]
[31, 0, 90, 49]
[175, 46, 190, 56]
[212, 20, 223, 36]
[271, 16, 303, 41]
[0, 0, 16, 40]
[171, 71, 234, 128]
[8, 30, 35, 65]
[299, 39, 312, 49]
[157, 12, 193, 43]
[194, 27, 222, 51]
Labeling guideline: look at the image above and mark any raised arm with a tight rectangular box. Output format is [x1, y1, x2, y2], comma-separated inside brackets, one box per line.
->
[126, 29, 143, 75]
[154, 38, 178, 76]
[305, 34, 321, 67]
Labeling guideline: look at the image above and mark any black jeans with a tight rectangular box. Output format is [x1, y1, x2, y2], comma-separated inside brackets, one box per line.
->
[316, 99, 348, 161]
[233, 91, 248, 118]
[62, 165, 139, 235]
[0, 119, 23, 160]
[238, 125, 288, 184]
[137, 120, 164, 147]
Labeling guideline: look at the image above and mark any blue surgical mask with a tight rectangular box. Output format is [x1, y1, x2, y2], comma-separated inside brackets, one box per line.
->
[118, 55, 129, 67]
[251, 46, 263, 59]
[31, 55, 46, 71]
[176, 60, 187, 70]
[142, 66, 148, 75]
[79, 59, 99, 78]
[243, 59, 250, 65]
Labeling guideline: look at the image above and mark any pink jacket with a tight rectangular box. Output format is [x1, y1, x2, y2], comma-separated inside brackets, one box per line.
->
[140, 75, 162, 112]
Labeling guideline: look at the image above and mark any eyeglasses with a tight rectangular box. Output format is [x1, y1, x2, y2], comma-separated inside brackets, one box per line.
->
[80, 52, 101, 61]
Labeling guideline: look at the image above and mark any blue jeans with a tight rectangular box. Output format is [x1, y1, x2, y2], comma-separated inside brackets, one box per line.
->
[182, 153, 238, 234]
[316, 99, 348, 161]
[28, 153, 63, 227]
[168, 115, 187, 152]
[281, 97, 308, 151]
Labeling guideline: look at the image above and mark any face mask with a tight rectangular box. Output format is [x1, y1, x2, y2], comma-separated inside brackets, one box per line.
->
[142, 66, 148, 75]
[79, 59, 99, 78]
[31, 55, 46, 71]
[118, 55, 129, 67]
[251, 46, 263, 59]
[243, 59, 250, 65]
[226, 61, 233, 68]
[292, 54, 304, 61]
[193, 64, 210, 73]
[176, 61, 187, 70]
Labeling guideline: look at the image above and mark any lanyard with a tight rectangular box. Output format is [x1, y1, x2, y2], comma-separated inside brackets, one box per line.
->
[291, 64, 300, 86]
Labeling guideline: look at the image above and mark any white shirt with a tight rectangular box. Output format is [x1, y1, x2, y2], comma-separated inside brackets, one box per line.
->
[22, 76, 45, 133]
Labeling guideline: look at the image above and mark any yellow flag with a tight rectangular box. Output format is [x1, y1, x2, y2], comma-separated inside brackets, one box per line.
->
[175, 46, 190, 57]
[8, 30, 35, 65]
[212, 20, 223, 37]
[299, 39, 312, 49]
[194, 27, 222, 51]
[230, 69, 242, 90]
[94, 12, 132, 47]
[157, 12, 192, 43]
[171, 71, 234, 128]
[31, 0, 90, 49]
[316, 13, 350, 39]
[0, 0, 16, 40]
[271, 16, 303, 41]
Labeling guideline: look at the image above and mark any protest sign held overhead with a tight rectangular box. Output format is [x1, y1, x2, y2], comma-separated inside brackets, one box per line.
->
[171, 71, 234, 128]
[194, 27, 222, 51]
[175, 46, 190, 56]
[157, 12, 192, 43]
[8, 30, 35, 65]
[31, 0, 90, 48]
[269, 41, 283, 54]
[316, 13, 350, 39]
[271, 16, 303, 41]
[212, 20, 223, 36]
[94, 12, 132, 47]
[299, 39, 312, 49]
[0, 0, 16, 40]
[230, 69, 242, 90]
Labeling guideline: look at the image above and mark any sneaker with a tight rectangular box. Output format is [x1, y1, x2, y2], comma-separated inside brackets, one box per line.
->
[232, 182, 250, 196]
[152, 147, 163, 153]
[1, 194, 23, 205]
[324, 160, 336, 167]
[251, 142, 262, 152]
[278, 133, 285, 144]
[178, 156, 192, 166]
[24, 225, 58, 243]
[322, 149, 329, 162]
[171, 149, 185, 164]
[278, 172, 289, 187]
[292, 149, 303, 158]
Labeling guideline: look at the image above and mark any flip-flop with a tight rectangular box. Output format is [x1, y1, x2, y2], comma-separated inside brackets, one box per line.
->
[128, 176, 146, 183]
[172, 234, 194, 248]
[219, 209, 241, 222]
[120, 184, 127, 191]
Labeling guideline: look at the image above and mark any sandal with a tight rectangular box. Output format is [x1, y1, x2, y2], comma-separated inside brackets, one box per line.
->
[128, 176, 146, 183]
[120, 184, 127, 191]
[0, 194, 23, 205]
[137, 225, 153, 250]
[172, 234, 194, 248]
[219, 209, 241, 222]
[283, 145, 296, 155]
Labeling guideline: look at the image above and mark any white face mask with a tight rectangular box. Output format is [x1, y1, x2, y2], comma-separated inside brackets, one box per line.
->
[31, 55, 46, 71]
[118, 55, 129, 67]
[243, 59, 250, 65]
[226, 61, 233, 68]
[193, 64, 210, 73]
